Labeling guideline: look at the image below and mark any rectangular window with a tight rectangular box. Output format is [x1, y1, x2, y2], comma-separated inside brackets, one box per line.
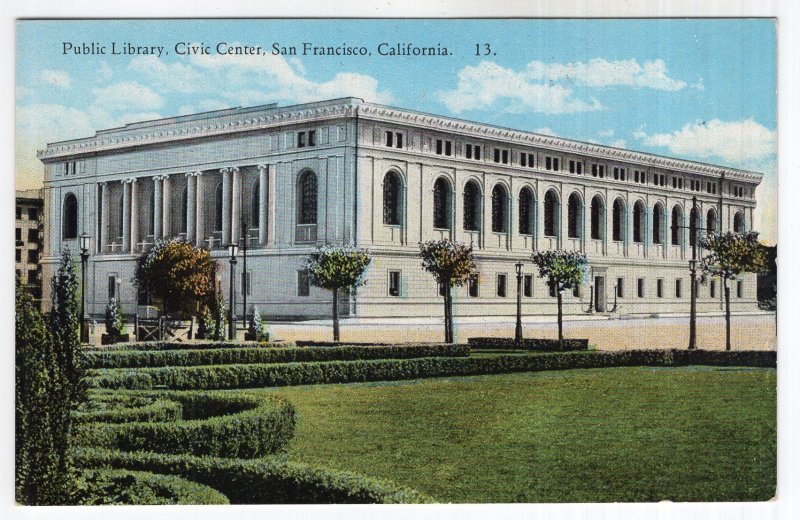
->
[27, 228, 37, 242]
[436, 139, 443, 155]
[675, 279, 683, 298]
[657, 279, 664, 298]
[308, 130, 316, 146]
[385, 131, 393, 147]
[474, 145, 481, 160]
[523, 274, 533, 297]
[496, 274, 507, 298]
[27, 250, 37, 263]
[737, 280, 743, 298]
[15, 249, 21, 262]
[637, 278, 645, 298]
[465, 144, 473, 159]
[388, 270, 401, 297]
[297, 270, 310, 297]
[576, 161, 582, 174]
[445, 141, 452, 156]
[108, 275, 117, 300]
[502, 149, 509, 164]
[395, 132, 403, 149]
[16, 269, 21, 279]
[569, 160, 576, 173]
[15, 228, 21, 241]
[468, 274, 479, 297]
[572, 284, 580, 298]
[520, 152, 526, 167]
[28, 269, 37, 283]
[620, 168, 626, 181]
[617, 278, 624, 298]
[16, 206, 22, 219]
[545, 156, 552, 170]
[297, 131, 306, 148]
[678, 178, 683, 189]
[710, 279, 717, 298]
[598, 165, 605, 178]
[613, 167, 620, 180]
[435, 139, 452, 156]
[494, 148, 501, 163]
[28, 207, 39, 220]
[549, 281, 556, 298]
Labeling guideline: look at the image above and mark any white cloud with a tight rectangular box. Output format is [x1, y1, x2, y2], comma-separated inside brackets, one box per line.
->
[128, 56, 206, 93]
[96, 61, 113, 82]
[598, 129, 614, 137]
[437, 61, 603, 114]
[39, 69, 70, 88]
[609, 139, 627, 148]
[91, 81, 164, 111]
[525, 58, 687, 91]
[635, 118, 776, 165]
[533, 127, 556, 136]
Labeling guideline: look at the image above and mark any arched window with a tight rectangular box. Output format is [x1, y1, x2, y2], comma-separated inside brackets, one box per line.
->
[463, 180, 481, 231]
[251, 179, 260, 229]
[433, 177, 451, 229]
[590, 195, 603, 240]
[671, 205, 682, 246]
[298, 170, 318, 225]
[519, 187, 534, 235]
[148, 188, 155, 236]
[491, 184, 508, 233]
[181, 185, 188, 234]
[612, 199, 625, 242]
[706, 208, 717, 235]
[567, 192, 582, 239]
[62, 193, 78, 240]
[733, 211, 745, 233]
[689, 207, 700, 246]
[383, 172, 401, 225]
[653, 203, 664, 244]
[633, 201, 645, 243]
[544, 190, 559, 237]
[214, 182, 224, 232]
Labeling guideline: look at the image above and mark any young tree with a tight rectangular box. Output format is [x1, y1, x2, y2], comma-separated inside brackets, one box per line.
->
[530, 250, 588, 349]
[136, 239, 217, 318]
[700, 231, 768, 350]
[306, 245, 372, 341]
[419, 239, 477, 343]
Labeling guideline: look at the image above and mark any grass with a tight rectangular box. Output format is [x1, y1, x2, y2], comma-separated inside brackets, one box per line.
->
[256, 366, 775, 503]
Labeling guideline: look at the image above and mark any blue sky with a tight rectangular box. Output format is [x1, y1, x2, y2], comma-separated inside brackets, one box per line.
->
[15, 19, 777, 242]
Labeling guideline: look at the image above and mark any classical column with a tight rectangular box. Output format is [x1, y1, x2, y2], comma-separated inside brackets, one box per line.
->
[267, 164, 277, 245]
[257, 164, 268, 245]
[99, 182, 109, 253]
[122, 180, 131, 253]
[195, 172, 204, 245]
[129, 179, 139, 253]
[185, 173, 196, 243]
[230, 167, 241, 244]
[162, 175, 171, 238]
[153, 176, 163, 240]
[221, 168, 231, 246]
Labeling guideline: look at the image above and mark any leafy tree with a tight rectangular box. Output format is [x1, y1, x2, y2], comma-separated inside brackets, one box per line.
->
[136, 239, 217, 318]
[530, 250, 588, 349]
[16, 249, 86, 505]
[104, 299, 125, 338]
[419, 240, 477, 343]
[700, 231, 768, 350]
[306, 245, 372, 341]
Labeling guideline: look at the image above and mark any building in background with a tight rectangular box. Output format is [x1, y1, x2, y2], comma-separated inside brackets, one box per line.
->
[16, 188, 44, 303]
[37, 98, 762, 319]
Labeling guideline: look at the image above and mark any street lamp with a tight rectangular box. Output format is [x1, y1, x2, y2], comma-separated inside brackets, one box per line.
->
[227, 243, 239, 340]
[672, 195, 702, 350]
[515, 262, 524, 347]
[79, 233, 91, 343]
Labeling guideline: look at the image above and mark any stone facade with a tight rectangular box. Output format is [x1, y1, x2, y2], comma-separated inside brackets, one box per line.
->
[38, 97, 761, 319]
[16, 189, 44, 303]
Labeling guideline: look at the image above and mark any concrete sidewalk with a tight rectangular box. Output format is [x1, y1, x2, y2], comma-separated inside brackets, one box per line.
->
[267, 312, 777, 351]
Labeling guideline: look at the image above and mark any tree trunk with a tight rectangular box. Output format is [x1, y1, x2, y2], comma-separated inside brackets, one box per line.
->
[724, 280, 731, 351]
[447, 286, 454, 344]
[557, 290, 564, 350]
[332, 287, 340, 342]
[441, 290, 449, 343]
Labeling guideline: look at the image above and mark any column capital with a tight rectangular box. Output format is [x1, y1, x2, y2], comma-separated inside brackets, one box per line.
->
[124, 177, 138, 184]
[257, 164, 268, 172]
[229, 166, 240, 174]
[220, 167, 230, 174]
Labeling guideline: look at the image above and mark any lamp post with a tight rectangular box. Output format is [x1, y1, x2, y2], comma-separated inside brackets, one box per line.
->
[241, 217, 249, 329]
[515, 262, 524, 347]
[79, 233, 91, 343]
[672, 195, 701, 350]
[227, 243, 239, 340]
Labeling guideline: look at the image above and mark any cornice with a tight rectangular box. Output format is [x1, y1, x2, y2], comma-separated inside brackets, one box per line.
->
[357, 103, 764, 184]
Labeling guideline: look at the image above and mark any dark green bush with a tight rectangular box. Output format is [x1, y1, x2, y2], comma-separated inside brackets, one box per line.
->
[87, 340, 292, 352]
[74, 394, 182, 424]
[88, 349, 776, 391]
[74, 392, 296, 458]
[84, 343, 469, 369]
[468, 338, 589, 351]
[74, 468, 229, 505]
[76, 448, 433, 504]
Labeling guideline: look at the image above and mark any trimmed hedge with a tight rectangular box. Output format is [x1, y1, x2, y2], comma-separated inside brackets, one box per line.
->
[87, 340, 292, 352]
[83, 343, 470, 369]
[468, 338, 589, 351]
[75, 394, 182, 424]
[74, 468, 229, 505]
[76, 448, 434, 504]
[74, 391, 296, 458]
[88, 349, 776, 391]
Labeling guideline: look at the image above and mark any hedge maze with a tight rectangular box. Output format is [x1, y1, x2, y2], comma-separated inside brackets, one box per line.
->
[74, 341, 776, 504]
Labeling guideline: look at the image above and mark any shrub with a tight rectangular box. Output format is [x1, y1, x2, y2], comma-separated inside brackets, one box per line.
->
[88, 340, 292, 352]
[73, 468, 229, 505]
[74, 392, 296, 458]
[76, 448, 434, 504]
[84, 343, 470, 369]
[104, 299, 125, 337]
[74, 394, 183, 424]
[88, 349, 776, 391]
[467, 338, 589, 351]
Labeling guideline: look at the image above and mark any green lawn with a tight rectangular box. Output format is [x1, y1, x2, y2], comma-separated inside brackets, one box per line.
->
[259, 366, 775, 503]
